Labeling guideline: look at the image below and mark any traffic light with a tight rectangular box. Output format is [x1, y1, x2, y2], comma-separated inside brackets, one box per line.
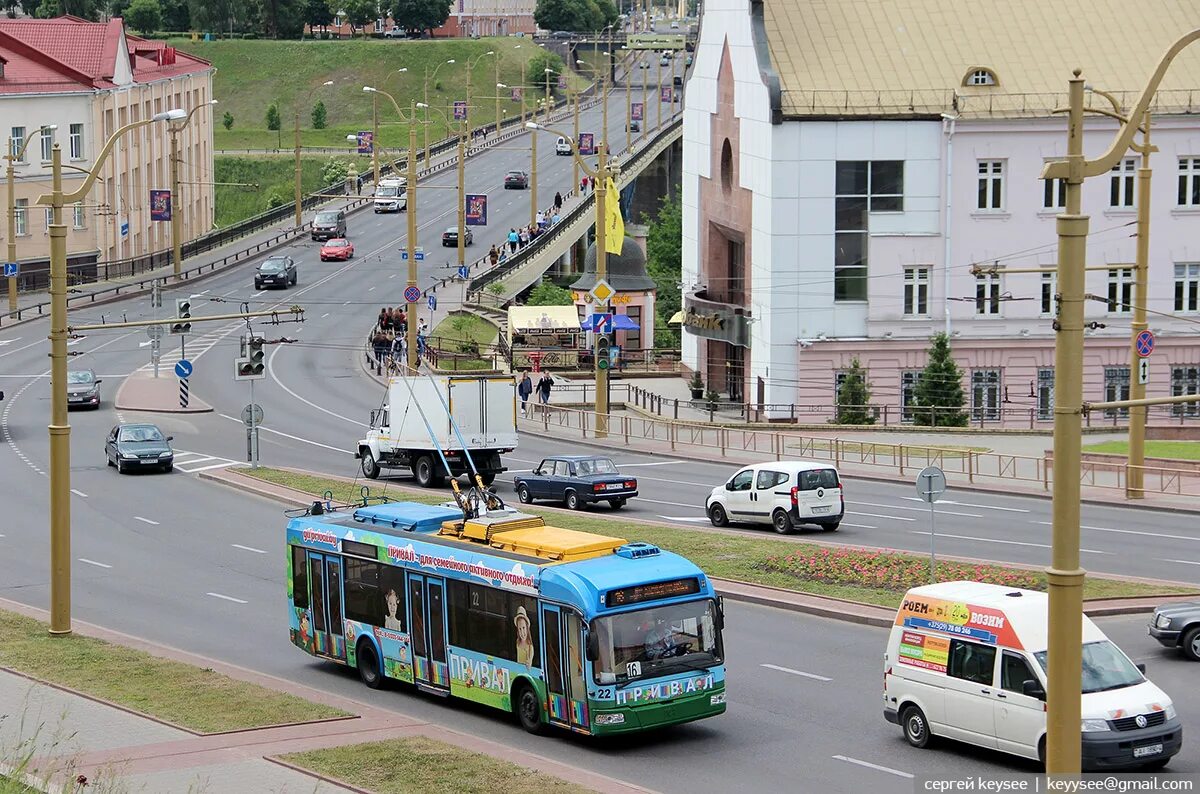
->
[234, 336, 266, 381]
[596, 334, 611, 370]
[171, 297, 192, 335]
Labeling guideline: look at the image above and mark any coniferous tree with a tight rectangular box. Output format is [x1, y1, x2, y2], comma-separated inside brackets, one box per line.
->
[912, 332, 967, 427]
[835, 357, 875, 425]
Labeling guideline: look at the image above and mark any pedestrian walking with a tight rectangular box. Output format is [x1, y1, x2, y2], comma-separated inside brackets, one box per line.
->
[554, 191, 563, 212]
[356, 175, 363, 195]
[537, 372, 553, 406]
[489, 244, 499, 266]
[536, 210, 546, 230]
[580, 176, 588, 194]
[507, 228, 519, 253]
[517, 371, 533, 417]
[519, 227, 530, 247]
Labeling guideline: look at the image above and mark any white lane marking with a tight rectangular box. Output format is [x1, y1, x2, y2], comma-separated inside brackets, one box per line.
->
[321, 313, 330, 319]
[657, 515, 710, 523]
[184, 461, 242, 473]
[0, 338, 19, 346]
[901, 496, 1029, 513]
[1033, 521, 1200, 542]
[842, 522, 877, 529]
[206, 592, 248, 604]
[760, 663, 832, 682]
[856, 500, 982, 518]
[266, 347, 368, 428]
[849, 510, 915, 522]
[1160, 558, 1200, 566]
[217, 414, 355, 454]
[639, 497, 710, 509]
[178, 455, 217, 465]
[253, 291, 265, 297]
[343, 300, 351, 305]
[134, 516, 160, 525]
[70, 489, 88, 498]
[232, 543, 267, 554]
[368, 286, 376, 291]
[911, 530, 1109, 554]
[78, 558, 112, 569]
[831, 755, 913, 779]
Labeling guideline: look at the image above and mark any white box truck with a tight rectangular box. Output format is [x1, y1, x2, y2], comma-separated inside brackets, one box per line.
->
[373, 178, 407, 213]
[356, 375, 517, 487]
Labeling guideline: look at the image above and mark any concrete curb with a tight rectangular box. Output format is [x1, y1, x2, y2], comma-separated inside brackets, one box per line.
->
[198, 466, 1196, 624]
[114, 370, 213, 414]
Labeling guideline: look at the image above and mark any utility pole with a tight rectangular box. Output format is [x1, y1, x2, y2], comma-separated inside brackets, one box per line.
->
[406, 101, 419, 370]
[169, 127, 182, 279]
[573, 91, 581, 193]
[1126, 109, 1154, 498]
[372, 93, 381, 187]
[457, 122, 467, 274]
[530, 130, 538, 227]
[293, 112, 302, 228]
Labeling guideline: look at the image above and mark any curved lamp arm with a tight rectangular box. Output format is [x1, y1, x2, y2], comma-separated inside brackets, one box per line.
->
[1043, 28, 1200, 181]
[526, 122, 598, 179]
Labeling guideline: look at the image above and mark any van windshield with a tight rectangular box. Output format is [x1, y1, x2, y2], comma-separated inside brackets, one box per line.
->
[798, 468, 839, 490]
[1033, 640, 1145, 694]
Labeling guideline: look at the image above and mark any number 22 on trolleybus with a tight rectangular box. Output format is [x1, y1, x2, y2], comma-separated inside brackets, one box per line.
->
[286, 500, 727, 734]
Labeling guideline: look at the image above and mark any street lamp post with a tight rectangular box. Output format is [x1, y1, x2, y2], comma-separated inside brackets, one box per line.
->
[6, 125, 57, 313]
[424, 59, 456, 166]
[543, 68, 553, 124]
[1038, 29, 1200, 772]
[34, 109, 184, 635]
[526, 121, 616, 437]
[465, 51, 496, 141]
[168, 101, 216, 280]
[367, 86, 422, 370]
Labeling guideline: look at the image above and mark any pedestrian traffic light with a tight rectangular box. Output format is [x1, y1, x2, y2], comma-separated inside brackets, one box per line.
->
[596, 334, 611, 370]
[171, 298, 192, 335]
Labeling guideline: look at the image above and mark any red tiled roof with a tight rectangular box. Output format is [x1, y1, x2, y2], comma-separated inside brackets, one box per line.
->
[0, 16, 209, 96]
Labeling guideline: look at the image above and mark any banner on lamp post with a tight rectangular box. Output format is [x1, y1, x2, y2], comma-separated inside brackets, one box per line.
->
[660, 86, 672, 103]
[356, 131, 374, 155]
[557, 75, 567, 89]
[511, 87, 522, 102]
[453, 100, 468, 120]
[149, 189, 172, 221]
[631, 102, 644, 120]
[578, 132, 595, 156]
[465, 193, 488, 226]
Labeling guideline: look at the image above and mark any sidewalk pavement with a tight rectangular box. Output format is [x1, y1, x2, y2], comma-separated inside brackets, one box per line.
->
[0, 597, 654, 794]
[115, 371, 213, 414]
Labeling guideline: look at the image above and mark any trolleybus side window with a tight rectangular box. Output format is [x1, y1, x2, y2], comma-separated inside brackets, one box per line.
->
[291, 547, 309, 609]
[409, 578, 426, 651]
[343, 558, 382, 625]
[428, 581, 447, 665]
[326, 559, 344, 631]
[447, 581, 539, 666]
[544, 608, 564, 699]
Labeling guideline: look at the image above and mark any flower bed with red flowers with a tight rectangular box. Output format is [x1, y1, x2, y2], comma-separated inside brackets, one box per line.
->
[759, 546, 1042, 593]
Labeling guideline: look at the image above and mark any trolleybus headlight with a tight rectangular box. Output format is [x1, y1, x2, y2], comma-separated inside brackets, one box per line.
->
[710, 692, 726, 706]
[595, 713, 625, 725]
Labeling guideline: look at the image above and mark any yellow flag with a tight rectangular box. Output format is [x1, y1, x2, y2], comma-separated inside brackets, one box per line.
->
[604, 177, 624, 255]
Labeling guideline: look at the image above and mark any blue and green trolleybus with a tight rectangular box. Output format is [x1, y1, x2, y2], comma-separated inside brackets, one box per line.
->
[286, 499, 727, 735]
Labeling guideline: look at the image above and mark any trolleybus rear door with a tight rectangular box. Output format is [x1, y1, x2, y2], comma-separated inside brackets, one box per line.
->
[541, 605, 590, 731]
[408, 573, 451, 694]
[307, 551, 347, 661]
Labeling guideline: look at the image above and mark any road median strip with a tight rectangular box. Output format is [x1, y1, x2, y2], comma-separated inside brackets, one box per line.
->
[202, 466, 1198, 626]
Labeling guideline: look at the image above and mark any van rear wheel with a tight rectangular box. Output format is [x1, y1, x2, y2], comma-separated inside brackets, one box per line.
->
[772, 509, 795, 535]
[902, 705, 931, 749]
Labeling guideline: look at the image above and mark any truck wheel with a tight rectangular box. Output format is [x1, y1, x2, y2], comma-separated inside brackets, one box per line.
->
[480, 472, 496, 486]
[361, 451, 381, 479]
[414, 455, 436, 488]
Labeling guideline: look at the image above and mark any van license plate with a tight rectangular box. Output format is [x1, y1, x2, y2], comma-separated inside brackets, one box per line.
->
[1133, 744, 1163, 758]
[811, 506, 829, 514]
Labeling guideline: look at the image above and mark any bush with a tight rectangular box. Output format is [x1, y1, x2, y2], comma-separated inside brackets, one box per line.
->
[265, 189, 287, 209]
[835, 357, 875, 425]
[266, 103, 281, 132]
[222, 111, 234, 130]
[319, 157, 353, 187]
[526, 280, 572, 306]
[759, 547, 1041, 593]
[312, 100, 327, 130]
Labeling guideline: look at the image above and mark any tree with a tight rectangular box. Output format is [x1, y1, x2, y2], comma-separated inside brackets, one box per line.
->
[124, 0, 162, 33]
[302, 0, 333, 30]
[320, 157, 354, 187]
[534, 0, 579, 32]
[391, 0, 447, 36]
[36, 0, 101, 19]
[912, 332, 968, 427]
[644, 194, 681, 347]
[159, 0, 190, 30]
[266, 103, 281, 131]
[4, 0, 19, 18]
[222, 111, 234, 130]
[311, 100, 327, 129]
[835, 358, 875, 425]
[341, 0, 376, 36]
[527, 50, 564, 92]
[526, 280, 573, 306]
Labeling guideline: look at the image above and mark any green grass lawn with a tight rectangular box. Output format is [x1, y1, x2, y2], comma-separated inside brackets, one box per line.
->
[0, 610, 349, 733]
[243, 468, 1195, 608]
[174, 38, 581, 152]
[1084, 440, 1200, 461]
[214, 154, 371, 227]
[280, 736, 588, 794]
[427, 311, 500, 370]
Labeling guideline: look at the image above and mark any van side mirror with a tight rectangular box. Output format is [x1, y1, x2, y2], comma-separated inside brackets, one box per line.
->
[1022, 680, 1045, 700]
[94, 379, 103, 384]
[166, 435, 174, 442]
[369, 410, 377, 426]
[725, 482, 734, 491]
[1136, 663, 1147, 675]
[586, 628, 599, 661]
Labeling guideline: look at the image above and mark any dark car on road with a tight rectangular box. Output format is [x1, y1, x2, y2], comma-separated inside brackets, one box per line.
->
[504, 170, 529, 189]
[255, 256, 297, 289]
[442, 226, 474, 246]
[105, 423, 174, 473]
[513, 455, 637, 510]
[67, 368, 102, 409]
[310, 209, 347, 241]
[1149, 601, 1200, 661]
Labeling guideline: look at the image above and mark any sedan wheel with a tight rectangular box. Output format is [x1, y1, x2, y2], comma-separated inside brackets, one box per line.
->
[517, 484, 533, 504]
[1183, 626, 1200, 662]
[565, 490, 582, 510]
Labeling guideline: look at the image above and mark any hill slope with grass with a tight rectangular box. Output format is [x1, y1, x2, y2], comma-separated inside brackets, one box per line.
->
[173, 38, 575, 151]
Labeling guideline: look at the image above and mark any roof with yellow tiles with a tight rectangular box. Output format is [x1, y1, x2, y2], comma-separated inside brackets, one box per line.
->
[759, 0, 1200, 118]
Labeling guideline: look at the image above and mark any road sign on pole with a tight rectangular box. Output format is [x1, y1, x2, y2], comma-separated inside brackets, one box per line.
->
[1138, 358, 1150, 385]
[400, 248, 425, 261]
[458, 265, 470, 280]
[179, 377, 190, 408]
[3, 262, 18, 278]
[146, 325, 165, 341]
[1136, 329, 1155, 358]
[916, 466, 946, 583]
[427, 294, 437, 311]
[241, 403, 265, 426]
[403, 285, 421, 303]
[174, 359, 193, 379]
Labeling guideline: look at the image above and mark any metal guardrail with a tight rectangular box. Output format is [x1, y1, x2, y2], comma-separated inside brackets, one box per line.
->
[527, 405, 1200, 498]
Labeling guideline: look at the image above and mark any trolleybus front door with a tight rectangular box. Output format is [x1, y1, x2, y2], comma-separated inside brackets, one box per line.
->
[307, 551, 346, 661]
[540, 605, 589, 731]
[408, 573, 450, 694]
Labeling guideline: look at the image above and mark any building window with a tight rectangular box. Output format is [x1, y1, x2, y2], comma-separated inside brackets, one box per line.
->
[900, 370, 922, 423]
[1043, 176, 1066, 210]
[1170, 367, 1200, 417]
[903, 266, 929, 316]
[44, 207, 52, 231]
[1179, 157, 1200, 207]
[720, 138, 732, 191]
[13, 199, 27, 236]
[1041, 271, 1056, 315]
[1175, 263, 1200, 312]
[726, 238, 745, 305]
[975, 273, 1001, 315]
[834, 160, 904, 302]
[40, 127, 54, 162]
[624, 306, 642, 350]
[72, 202, 86, 229]
[1106, 267, 1133, 313]
[1037, 368, 1054, 421]
[964, 68, 997, 86]
[69, 123, 84, 160]
[1110, 158, 1135, 208]
[977, 160, 1005, 210]
[971, 369, 1002, 422]
[1104, 367, 1130, 418]
[10, 127, 25, 162]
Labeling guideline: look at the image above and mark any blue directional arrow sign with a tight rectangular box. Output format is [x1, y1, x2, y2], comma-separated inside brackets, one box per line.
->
[428, 294, 437, 311]
[174, 359, 194, 379]
[2, 262, 17, 278]
[458, 265, 470, 279]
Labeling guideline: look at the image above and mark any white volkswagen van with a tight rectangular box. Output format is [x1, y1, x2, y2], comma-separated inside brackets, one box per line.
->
[883, 581, 1182, 770]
